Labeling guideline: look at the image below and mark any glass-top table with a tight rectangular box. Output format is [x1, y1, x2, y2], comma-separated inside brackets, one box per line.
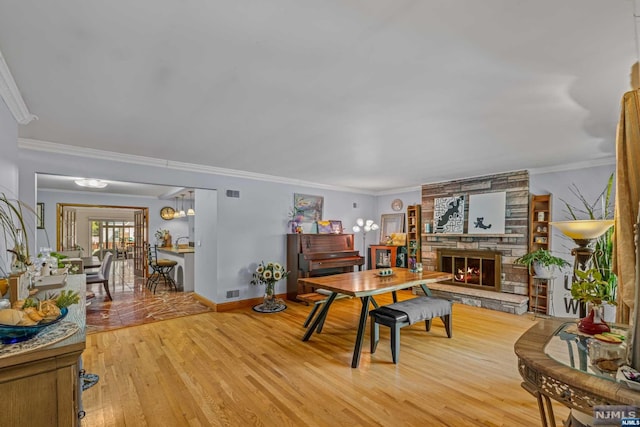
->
[544, 322, 626, 381]
[515, 319, 640, 426]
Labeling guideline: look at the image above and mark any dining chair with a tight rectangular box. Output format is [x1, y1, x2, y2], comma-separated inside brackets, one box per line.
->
[146, 244, 177, 293]
[86, 251, 113, 300]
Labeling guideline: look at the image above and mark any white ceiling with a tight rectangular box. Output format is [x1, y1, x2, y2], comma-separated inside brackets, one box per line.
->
[36, 174, 192, 199]
[0, 1, 636, 192]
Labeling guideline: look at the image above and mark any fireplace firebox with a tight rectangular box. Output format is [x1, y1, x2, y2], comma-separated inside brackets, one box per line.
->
[437, 249, 502, 292]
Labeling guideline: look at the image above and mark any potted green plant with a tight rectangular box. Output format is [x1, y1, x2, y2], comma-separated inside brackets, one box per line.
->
[514, 248, 570, 279]
[561, 173, 617, 308]
[0, 193, 33, 276]
[571, 268, 616, 334]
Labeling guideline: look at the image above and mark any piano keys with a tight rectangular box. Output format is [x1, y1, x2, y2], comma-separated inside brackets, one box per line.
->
[286, 233, 364, 299]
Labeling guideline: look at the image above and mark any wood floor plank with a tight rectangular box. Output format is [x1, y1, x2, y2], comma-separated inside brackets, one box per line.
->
[81, 291, 570, 426]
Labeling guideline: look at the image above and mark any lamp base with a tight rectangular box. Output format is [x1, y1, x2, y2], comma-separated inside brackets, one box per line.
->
[577, 306, 610, 335]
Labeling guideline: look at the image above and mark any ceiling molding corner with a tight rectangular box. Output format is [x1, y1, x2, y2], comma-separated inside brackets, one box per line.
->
[0, 49, 37, 125]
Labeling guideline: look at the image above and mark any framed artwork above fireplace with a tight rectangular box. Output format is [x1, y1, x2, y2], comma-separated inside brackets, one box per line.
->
[434, 196, 465, 233]
[467, 192, 506, 234]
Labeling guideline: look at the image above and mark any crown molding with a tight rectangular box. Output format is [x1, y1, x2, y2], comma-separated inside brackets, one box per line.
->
[0, 49, 37, 125]
[18, 138, 375, 195]
[528, 156, 616, 175]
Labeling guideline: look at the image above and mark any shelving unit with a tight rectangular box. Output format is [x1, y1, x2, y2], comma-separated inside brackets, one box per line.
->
[368, 245, 407, 269]
[406, 204, 422, 270]
[529, 194, 552, 314]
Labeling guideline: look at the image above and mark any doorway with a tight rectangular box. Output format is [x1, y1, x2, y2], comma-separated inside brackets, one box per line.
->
[57, 203, 148, 281]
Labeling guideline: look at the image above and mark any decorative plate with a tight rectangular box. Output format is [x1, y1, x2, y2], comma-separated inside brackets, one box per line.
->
[0, 307, 68, 344]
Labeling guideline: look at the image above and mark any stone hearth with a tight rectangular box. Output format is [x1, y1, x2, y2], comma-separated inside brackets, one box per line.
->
[415, 282, 529, 315]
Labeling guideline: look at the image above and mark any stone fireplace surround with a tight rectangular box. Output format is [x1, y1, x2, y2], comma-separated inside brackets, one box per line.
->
[416, 170, 531, 315]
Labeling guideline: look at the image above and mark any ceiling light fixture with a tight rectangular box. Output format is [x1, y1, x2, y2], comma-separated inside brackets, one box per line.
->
[179, 194, 186, 218]
[173, 197, 181, 219]
[187, 190, 195, 216]
[74, 178, 108, 188]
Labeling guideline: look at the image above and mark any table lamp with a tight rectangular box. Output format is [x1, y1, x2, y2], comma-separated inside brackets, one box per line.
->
[549, 219, 614, 318]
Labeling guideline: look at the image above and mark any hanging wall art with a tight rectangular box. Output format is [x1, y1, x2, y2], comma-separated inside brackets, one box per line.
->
[434, 196, 465, 233]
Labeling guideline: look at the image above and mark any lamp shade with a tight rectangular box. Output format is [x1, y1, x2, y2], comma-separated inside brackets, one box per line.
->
[352, 225, 361, 233]
[549, 220, 614, 240]
[356, 218, 364, 227]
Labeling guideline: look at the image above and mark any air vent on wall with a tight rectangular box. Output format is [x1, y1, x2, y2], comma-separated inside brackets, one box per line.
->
[226, 190, 240, 198]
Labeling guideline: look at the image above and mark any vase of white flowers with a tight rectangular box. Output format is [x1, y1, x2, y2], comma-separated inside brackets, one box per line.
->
[250, 261, 289, 311]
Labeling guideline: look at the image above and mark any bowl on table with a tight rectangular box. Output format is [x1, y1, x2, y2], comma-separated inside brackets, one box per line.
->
[0, 307, 68, 344]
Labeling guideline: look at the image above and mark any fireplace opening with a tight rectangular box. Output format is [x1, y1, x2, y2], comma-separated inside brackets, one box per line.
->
[438, 249, 502, 292]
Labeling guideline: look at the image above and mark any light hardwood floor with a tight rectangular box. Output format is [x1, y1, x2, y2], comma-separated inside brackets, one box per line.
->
[80, 291, 570, 426]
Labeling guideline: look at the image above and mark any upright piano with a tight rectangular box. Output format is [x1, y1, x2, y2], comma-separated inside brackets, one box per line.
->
[286, 233, 364, 299]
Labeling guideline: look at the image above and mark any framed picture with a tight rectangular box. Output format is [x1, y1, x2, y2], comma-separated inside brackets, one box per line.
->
[434, 196, 465, 233]
[329, 220, 343, 234]
[294, 193, 323, 221]
[467, 192, 506, 234]
[380, 213, 405, 242]
[36, 202, 45, 229]
[317, 220, 332, 234]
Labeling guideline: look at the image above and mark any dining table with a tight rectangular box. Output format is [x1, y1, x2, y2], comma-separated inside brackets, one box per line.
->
[299, 268, 452, 368]
[81, 256, 101, 270]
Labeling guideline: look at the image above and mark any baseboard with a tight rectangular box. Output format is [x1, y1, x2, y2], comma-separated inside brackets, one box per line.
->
[194, 292, 290, 312]
[191, 293, 217, 311]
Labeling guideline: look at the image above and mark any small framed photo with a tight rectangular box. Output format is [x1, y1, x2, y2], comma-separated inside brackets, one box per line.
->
[317, 221, 332, 234]
[329, 220, 343, 234]
[36, 202, 45, 229]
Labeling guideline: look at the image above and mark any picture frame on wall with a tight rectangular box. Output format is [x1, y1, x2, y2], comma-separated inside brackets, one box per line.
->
[434, 196, 465, 233]
[36, 202, 44, 229]
[294, 193, 324, 221]
[467, 192, 506, 234]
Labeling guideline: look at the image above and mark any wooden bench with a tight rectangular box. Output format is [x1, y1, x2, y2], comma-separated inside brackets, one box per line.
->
[369, 296, 452, 364]
[298, 290, 352, 329]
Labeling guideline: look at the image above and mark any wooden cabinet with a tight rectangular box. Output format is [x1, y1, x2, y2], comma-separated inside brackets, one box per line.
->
[368, 245, 408, 269]
[406, 205, 422, 269]
[529, 194, 552, 314]
[0, 274, 86, 426]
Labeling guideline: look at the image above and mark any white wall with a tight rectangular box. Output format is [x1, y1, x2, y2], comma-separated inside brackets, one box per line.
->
[374, 188, 421, 236]
[18, 148, 376, 303]
[530, 162, 616, 317]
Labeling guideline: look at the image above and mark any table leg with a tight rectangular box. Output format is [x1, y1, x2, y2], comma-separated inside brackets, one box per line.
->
[302, 292, 338, 341]
[420, 284, 433, 297]
[351, 295, 372, 368]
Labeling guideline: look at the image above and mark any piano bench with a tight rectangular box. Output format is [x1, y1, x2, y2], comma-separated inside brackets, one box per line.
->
[369, 297, 452, 364]
[298, 290, 351, 328]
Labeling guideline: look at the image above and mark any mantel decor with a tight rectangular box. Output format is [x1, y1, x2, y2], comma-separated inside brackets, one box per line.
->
[250, 261, 288, 313]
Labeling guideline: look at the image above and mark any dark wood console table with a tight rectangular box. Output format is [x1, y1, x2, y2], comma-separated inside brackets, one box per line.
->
[515, 318, 640, 426]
